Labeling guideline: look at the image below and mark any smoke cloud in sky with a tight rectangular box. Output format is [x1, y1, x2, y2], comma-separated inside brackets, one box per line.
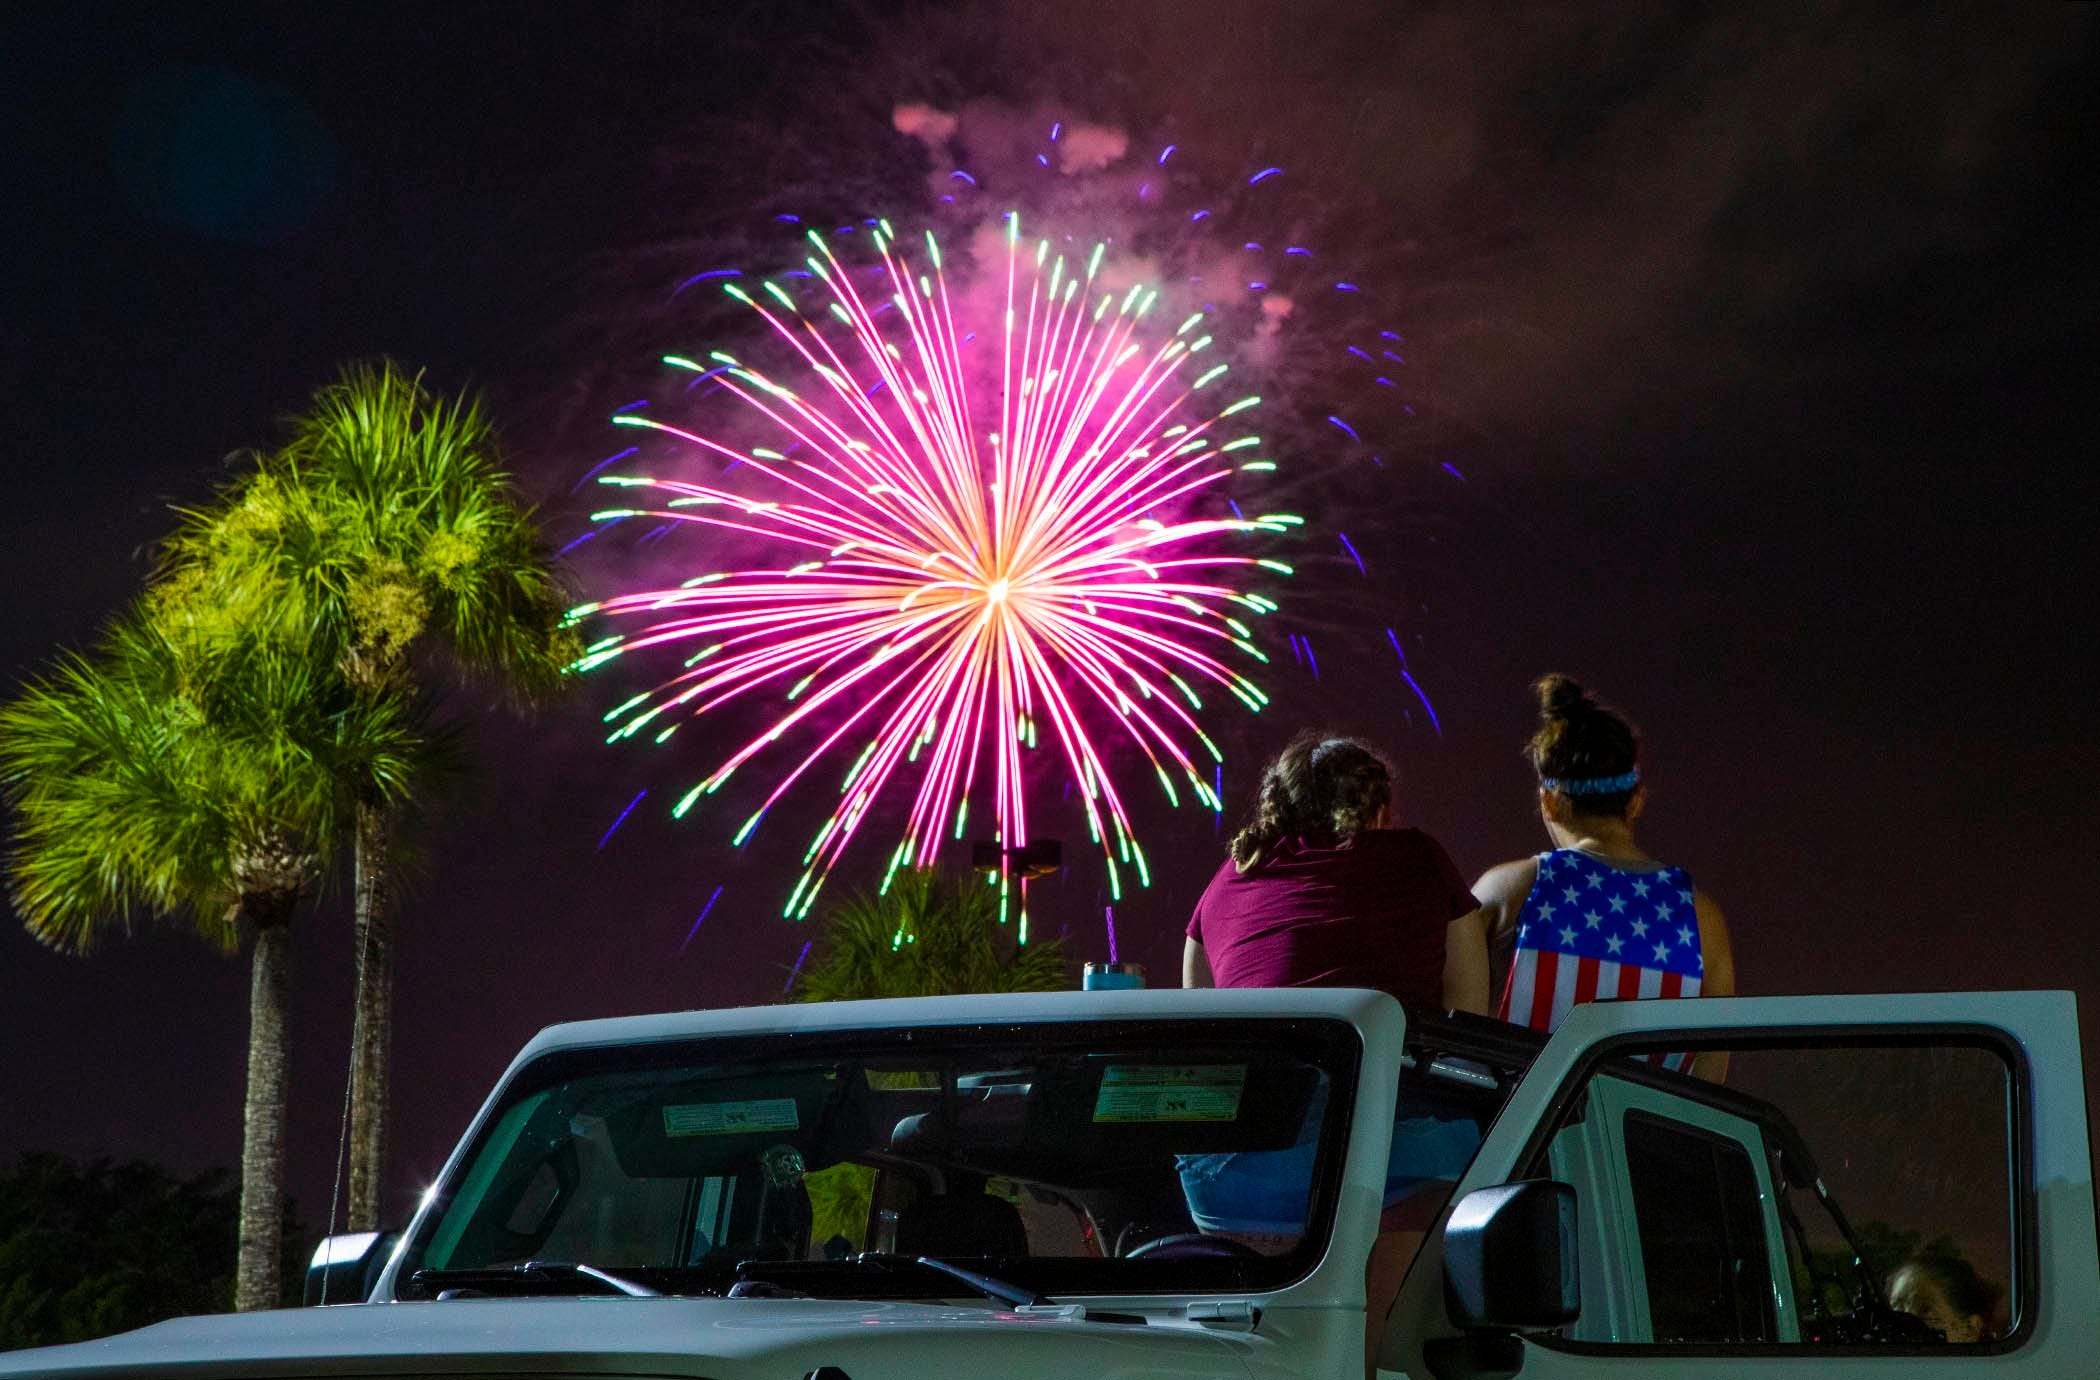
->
[890, 101, 957, 146]
[583, 0, 2089, 475]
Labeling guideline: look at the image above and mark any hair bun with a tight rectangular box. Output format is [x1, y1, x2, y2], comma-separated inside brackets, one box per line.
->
[1525, 676, 1639, 810]
[1533, 672, 1595, 721]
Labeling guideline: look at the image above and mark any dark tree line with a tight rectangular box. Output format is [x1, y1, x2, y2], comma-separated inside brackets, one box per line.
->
[0, 1153, 311, 1349]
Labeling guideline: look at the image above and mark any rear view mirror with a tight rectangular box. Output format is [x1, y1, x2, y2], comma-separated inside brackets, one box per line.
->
[1442, 1180, 1579, 1331]
[304, 1230, 398, 1306]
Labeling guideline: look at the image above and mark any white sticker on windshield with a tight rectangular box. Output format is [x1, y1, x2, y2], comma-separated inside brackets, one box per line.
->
[1093, 1065, 1246, 1123]
[663, 1098, 801, 1137]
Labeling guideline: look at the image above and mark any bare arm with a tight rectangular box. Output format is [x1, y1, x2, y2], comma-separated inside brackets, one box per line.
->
[1695, 891, 1735, 997]
[1442, 907, 1491, 1015]
[1470, 857, 1541, 951]
[1183, 936, 1214, 988]
[1689, 890, 1735, 1082]
[1442, 858, 1537, 1019]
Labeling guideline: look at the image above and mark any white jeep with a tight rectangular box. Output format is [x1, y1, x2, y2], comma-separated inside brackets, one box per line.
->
[5, 987, 2093, 1378]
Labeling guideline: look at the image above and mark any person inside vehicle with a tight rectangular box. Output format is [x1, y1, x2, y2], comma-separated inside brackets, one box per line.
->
[1890, 1254, 2003, 1343]
[1180, 731, 1489, 1374]
[1464, 674, 1735, 1079]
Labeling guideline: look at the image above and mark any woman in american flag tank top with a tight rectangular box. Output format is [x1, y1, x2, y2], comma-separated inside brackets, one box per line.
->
[1466, 675, 1736, 1080]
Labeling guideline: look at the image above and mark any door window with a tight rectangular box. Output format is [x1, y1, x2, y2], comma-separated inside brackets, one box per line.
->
[1527, 1036, 2021, 1350]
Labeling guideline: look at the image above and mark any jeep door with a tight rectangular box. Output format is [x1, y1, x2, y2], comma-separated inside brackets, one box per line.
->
[1381, 991, 2099, 1379]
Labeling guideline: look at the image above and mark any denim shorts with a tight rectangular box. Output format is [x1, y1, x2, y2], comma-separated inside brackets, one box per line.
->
[1176, 1101, 1482, 1236]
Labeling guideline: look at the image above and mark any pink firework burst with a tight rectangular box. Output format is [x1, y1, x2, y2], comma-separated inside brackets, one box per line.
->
[572, 214, 1292, 932]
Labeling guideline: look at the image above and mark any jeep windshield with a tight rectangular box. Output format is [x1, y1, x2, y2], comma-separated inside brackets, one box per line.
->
[395, 1017, 1361, 1299]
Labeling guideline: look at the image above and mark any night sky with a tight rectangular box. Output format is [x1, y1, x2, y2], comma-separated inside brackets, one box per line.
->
[5, 2, 2096, 1231]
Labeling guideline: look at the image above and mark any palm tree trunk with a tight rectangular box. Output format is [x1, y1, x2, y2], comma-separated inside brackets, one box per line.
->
[236, 917, 291, 1312]
[346, 798, 395, 1231]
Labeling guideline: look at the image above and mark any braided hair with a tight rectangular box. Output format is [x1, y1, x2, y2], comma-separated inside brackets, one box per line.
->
[1527, 673, 1640, 819]
[1229, 732, 1393, 872]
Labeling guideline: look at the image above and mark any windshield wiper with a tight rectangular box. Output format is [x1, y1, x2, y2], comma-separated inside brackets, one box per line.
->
[413, 1260, 664, 1299]
[734, 1253, 1144, 1324]
[857, 1252, 1048, 1308]
[734, 1251, 1044, 1307]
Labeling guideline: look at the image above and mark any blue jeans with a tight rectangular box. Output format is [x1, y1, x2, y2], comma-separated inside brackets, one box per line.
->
[1177, 1095, 1482, 1236]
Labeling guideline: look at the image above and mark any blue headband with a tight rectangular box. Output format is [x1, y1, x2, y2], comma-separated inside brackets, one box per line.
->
[1541, 768, 1640, 796]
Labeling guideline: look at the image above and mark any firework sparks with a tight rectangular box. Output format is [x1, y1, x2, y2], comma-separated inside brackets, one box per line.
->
[595, 788, 648, 851]
[573, 215, 1292, 934]
[680, 884, 725, 951]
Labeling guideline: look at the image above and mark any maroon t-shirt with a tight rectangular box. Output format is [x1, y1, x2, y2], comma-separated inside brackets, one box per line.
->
[1185, 829, 1479, 1009]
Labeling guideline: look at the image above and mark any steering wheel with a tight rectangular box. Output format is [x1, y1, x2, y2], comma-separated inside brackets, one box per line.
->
[1121, 1232, 1267, 1262]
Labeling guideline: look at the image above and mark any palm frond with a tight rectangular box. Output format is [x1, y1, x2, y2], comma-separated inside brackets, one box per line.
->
[2, 618, 238, 951]
[790, 869, 1071, 1003]
[161, 359, 574, 707]
[0, 600, 431, 954]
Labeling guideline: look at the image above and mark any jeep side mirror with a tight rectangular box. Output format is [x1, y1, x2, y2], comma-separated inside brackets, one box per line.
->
[1441, 1180, 1579, 1331]
[304, 1230, 399, 1306]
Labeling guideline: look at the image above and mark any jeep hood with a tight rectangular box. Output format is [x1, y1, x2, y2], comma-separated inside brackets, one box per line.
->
[0, 1295, 1254, 1379]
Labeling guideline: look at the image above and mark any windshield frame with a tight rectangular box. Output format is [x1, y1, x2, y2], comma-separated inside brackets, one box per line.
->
[390, 1015, 1365, 1300]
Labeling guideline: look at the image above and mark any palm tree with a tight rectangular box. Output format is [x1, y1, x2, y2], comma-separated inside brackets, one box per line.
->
[0, 613, 429, 1310]
[163, 361, 575, 1231]
[789, 868, 1071, 1003]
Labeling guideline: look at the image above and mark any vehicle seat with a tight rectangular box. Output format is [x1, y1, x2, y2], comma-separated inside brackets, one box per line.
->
[894, 1191, 1029, 1258]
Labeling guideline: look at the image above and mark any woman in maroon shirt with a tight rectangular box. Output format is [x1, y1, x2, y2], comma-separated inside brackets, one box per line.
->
[1183, 733, 1490, 1013]
[1179, 733, 1489, 1376]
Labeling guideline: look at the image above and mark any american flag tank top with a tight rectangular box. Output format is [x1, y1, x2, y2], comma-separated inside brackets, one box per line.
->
[1498, 849, 1703, 1069]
